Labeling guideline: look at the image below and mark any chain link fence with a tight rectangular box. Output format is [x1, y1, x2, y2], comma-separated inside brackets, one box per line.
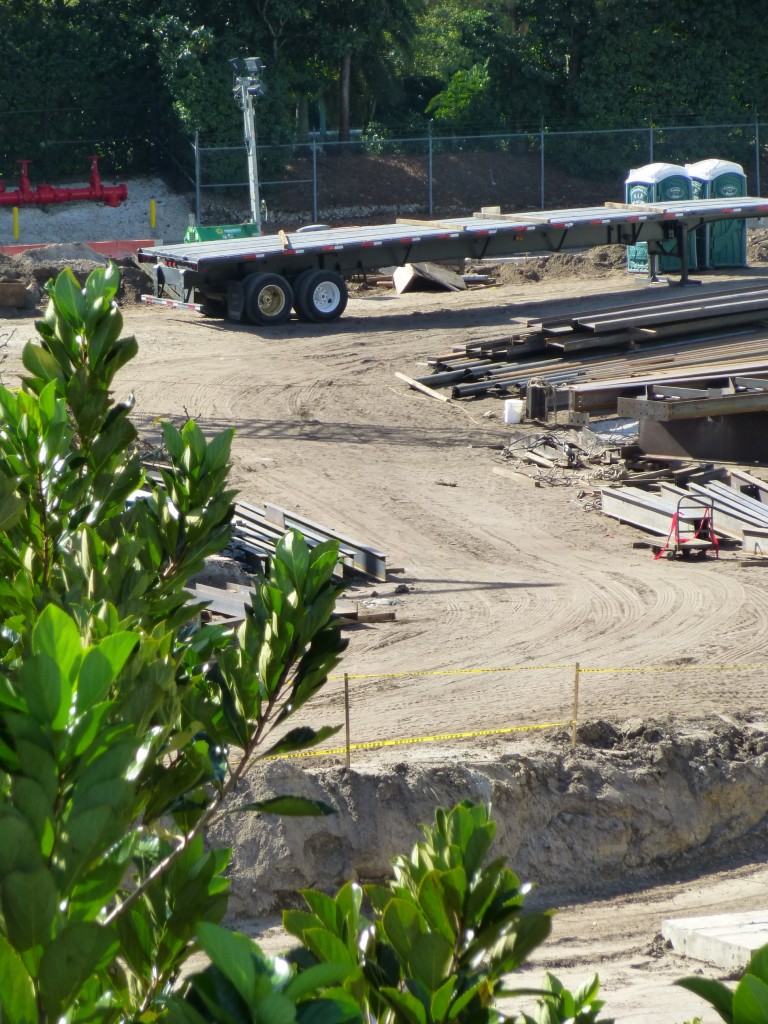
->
[189, 119, 766, 227]
[0, 106, 765, 227]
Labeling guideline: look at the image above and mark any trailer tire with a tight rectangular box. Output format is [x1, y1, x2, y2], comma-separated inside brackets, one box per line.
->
[243, 273, 293, 325]
[294, 270, 348, 322]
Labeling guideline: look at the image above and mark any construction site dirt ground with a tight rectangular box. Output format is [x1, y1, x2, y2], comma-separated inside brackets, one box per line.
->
[5, 254, 768, 1022]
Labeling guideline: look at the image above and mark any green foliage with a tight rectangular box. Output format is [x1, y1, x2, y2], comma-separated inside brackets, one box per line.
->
[518, 972, 612, 1024]
[677, 944, 768, 1024]
[0, 262, 348, 1022]
[167, 922, 363, 1024]
[282, 801, 557, 1023]
[426, 62, 494, 122]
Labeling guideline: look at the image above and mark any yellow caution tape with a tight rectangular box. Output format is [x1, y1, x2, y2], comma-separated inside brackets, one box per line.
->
[329, 663, 768, 682]
[275, 720, 568, 760]
[329, 664, 568, 681]
[581, 664, 767, 674]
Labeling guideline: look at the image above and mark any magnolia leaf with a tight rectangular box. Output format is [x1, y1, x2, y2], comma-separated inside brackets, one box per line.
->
[2, 868, 57, 951]
[231, 796, 336, 817]
[283, 961, 357, 1000]
[194, 922, 259, 1006]
[21, 341, 66, 384]
[733, 974, 768, 1024]
[0, 932, 36, 1024]
[53, 267, 86, 327]
[39, 922, 118, 1017]
[379, 987, 428, 1024]
[302, 927, 357, 968]
[32, 605, 82, 684]
[675, 978, 734, 1024]
[260, 725, 342, 759]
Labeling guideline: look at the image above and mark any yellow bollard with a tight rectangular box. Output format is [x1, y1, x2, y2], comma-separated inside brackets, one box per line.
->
[12, 206, 19, 241]
[149, 198, 156, 231]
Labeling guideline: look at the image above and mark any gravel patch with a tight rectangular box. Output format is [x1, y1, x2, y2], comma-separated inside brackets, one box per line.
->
[0, 176, 195, 247]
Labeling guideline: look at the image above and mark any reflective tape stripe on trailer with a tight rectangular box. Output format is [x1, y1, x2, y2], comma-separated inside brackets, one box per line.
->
[141, 294, 204, 312]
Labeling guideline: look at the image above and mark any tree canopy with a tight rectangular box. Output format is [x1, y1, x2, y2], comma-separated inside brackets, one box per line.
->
[0, 0, 767, 171]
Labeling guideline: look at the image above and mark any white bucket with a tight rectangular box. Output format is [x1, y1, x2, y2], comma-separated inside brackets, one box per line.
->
[504, 398, 525, 425]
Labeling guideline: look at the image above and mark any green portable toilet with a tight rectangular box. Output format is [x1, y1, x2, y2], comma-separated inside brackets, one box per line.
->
[625, 163, 696, 273]
[686, 159, 747, 268]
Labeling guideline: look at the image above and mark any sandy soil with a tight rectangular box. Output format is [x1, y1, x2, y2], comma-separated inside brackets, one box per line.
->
[4, 258, 768, 1022]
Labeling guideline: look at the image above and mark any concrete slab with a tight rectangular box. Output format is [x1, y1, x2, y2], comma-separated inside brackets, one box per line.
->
[662, 910, 768, 972]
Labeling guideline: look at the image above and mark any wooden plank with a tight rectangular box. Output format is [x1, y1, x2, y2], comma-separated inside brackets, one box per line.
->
[522, 451, 555, 468]
[395, 218, 467, 230]
[395, 370, 451, 402]
[356, 609, 397, 623]
[278, 229, 291, 249]
[492, 466, 540, 486]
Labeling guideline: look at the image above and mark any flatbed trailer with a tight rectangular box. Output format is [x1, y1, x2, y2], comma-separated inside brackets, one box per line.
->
[136, 197, 768, 328]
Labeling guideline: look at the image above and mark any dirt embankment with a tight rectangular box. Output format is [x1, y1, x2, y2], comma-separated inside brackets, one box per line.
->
[214, 716, 768, 919]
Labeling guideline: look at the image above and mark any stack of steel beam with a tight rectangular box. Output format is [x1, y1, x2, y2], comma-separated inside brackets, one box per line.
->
[416, 285, 768, 406]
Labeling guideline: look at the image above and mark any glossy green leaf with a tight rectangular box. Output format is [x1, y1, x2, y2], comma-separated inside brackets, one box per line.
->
[302, 928, 357, 968]
[430, 976, 458, 1022]
[39, 922, 118, 1017]
[734, 974, 768, 1024]
[22, 341, 66, 384]
[0, 932, 36, 1024]
[53, 266, 87, 326]
[379, 986, 428, 1024]
[232, 796, 336, 817]
[2, 868, 57, 951]
[382, 899, 426, 963]
[284, 961, 355, 1000]
[261, 725, 342, 759]
[417, 870, 456, 942]
[32, 604, 81, 683]
[675, 977, 734, 1023]
[194, 922, 257, 1005]
[748, 945, 768, 986]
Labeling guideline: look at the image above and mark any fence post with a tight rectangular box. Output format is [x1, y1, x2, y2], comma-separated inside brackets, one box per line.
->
[755, 112, 761, 198]
[540, 119, 545, 210]
[194, 130, 201, 226]
[571, 662, 580, 749]
[344, 672, 351, 767]
[649, 122, 654, 163]
[312, 139, 318, 222]
[428, 119, 433, 216]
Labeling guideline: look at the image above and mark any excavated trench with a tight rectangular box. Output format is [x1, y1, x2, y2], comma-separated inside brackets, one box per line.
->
[211, 715, 768, 920]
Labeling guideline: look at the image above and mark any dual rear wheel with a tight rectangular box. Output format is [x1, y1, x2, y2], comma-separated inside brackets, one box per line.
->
[241, 270, 348, 325]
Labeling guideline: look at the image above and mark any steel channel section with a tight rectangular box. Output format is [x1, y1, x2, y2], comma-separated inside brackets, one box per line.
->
[138, 198, 768, 288]
[703, 481, 768, 522]
[617, 391, 768, 421]
[684, 485, 768, 537]
[237, 501, 386, 581]
[571, 357, 768, 412]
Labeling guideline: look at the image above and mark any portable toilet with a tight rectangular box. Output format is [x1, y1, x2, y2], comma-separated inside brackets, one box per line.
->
[686, 159, 747, 268]
[625, 163, 696, 273]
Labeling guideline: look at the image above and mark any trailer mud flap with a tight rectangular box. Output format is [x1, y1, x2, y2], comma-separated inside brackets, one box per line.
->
[227, 280, 245, 321]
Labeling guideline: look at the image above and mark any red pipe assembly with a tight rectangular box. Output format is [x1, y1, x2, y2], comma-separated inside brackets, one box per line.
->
[0, 156, 128, 207]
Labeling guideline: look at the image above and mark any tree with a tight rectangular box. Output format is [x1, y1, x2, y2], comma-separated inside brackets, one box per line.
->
[0, 262, 349, 1021]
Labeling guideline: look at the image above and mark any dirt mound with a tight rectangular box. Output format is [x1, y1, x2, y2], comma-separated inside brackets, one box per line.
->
[494, 245, 628, 287]
[0, 243, 150, 309]
[213, 716, 768, 919]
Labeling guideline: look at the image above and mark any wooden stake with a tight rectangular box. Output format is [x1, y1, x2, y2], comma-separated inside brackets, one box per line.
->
[344, 672, 351, 768]
[571, 662, 580, 749]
